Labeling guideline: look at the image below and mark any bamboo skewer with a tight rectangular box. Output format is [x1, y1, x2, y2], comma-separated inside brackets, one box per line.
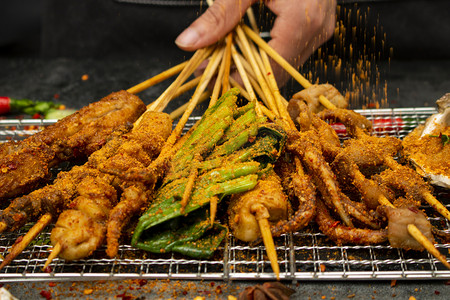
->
[149, 46, 214, 113]
[127, 61, 188, 94]
[210, 42, 229, 106]
[252, 203, 280, 280]
[0, 213, 52, 271]
[169, 91, 210, 120]
[407, 224, 450, 269]
[210, 196, 219, 227]
[383, 156, 450, 222]
[43, 242, 61, 271]
[241, 24, 337, 110]
[231, 45, 257, 104]
[377, 194, 450, 269]
[221, 33, 233, 94]
[235, 26, 279, 116]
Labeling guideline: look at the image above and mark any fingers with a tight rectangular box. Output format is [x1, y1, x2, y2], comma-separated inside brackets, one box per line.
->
[176, 0, 255, 51]
[266, 0, 337, 85]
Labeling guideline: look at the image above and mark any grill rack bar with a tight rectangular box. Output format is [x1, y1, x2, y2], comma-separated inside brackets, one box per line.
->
[1, 107, 450, 282]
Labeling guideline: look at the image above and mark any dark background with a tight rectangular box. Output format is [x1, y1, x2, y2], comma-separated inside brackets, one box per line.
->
[0, 0, 449, 111]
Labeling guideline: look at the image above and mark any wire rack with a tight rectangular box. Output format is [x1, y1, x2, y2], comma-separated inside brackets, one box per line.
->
[1, 107, 450, 282]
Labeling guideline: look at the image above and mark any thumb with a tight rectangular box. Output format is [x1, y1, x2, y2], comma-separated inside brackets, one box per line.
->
[175, 0, 255, 51]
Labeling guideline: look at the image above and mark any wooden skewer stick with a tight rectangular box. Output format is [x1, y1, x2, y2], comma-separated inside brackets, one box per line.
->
[169, 91, 211, 120]
[172, 76, 202, 99]
[43, 242, 62, 271]
[242, 24, 337, 110]
[210, 42, 230, 106]
[422, 193, 450, 222]
[169, 46, 225, 148]
[230, 44, 267, 118]
[210, 196, 219, 227]
[127, 61, 188, 94]
[221, 33, 233, 94]
[0, 213, 52, 270]
[133, 46, 214, 129]
[0, 222, 7, 233]
[229, 77, 277, 121]
[230, 44, 257, 103]
[377, 194, 450, 269]
[407, 224, 450, 269]
[383, 156, 450, 222]
[252, 203, 280, 280]
[150, 46, 214, 112]
[235, 26, 279, 116]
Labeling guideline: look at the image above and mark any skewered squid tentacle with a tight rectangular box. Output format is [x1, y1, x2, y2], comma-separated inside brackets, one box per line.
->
[315, 199, 388, 245]
[287, 130, 353, 227]
[317, 108, 373, 138]
[271, 157, 316, 237]
[106, 184, 149, 258]
[99, 112, 173, 258]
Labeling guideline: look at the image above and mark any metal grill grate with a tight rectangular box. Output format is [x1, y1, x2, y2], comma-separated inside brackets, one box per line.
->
[1, 107, 450, 282]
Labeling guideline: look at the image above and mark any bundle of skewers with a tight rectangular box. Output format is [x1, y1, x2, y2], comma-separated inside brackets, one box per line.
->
[1, 5, 450, 281]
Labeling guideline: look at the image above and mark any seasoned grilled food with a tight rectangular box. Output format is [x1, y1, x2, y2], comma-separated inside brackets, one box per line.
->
[0, 91, 146, 200]
[402, 94, 450, 188]
[228, 172, 289, 243]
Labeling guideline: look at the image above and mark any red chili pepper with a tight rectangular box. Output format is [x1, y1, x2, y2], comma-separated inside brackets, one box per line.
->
[372, 117, 404, 133]
[39, 290, 52, 300]
[331, 221, 340, 228]
[0, 96, 11, 114]
[329, 122, 347, 136]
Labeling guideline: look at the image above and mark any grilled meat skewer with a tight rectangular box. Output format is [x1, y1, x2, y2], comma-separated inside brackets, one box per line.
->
[0, 91, 146, 201]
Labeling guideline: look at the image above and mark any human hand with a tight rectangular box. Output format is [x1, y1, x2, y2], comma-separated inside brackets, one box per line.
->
[175, 0, 337, 87]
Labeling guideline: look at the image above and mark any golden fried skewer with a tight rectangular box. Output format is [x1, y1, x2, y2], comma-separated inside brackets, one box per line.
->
[0, 213, 52, 271]
[41, 47, 223, 270]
